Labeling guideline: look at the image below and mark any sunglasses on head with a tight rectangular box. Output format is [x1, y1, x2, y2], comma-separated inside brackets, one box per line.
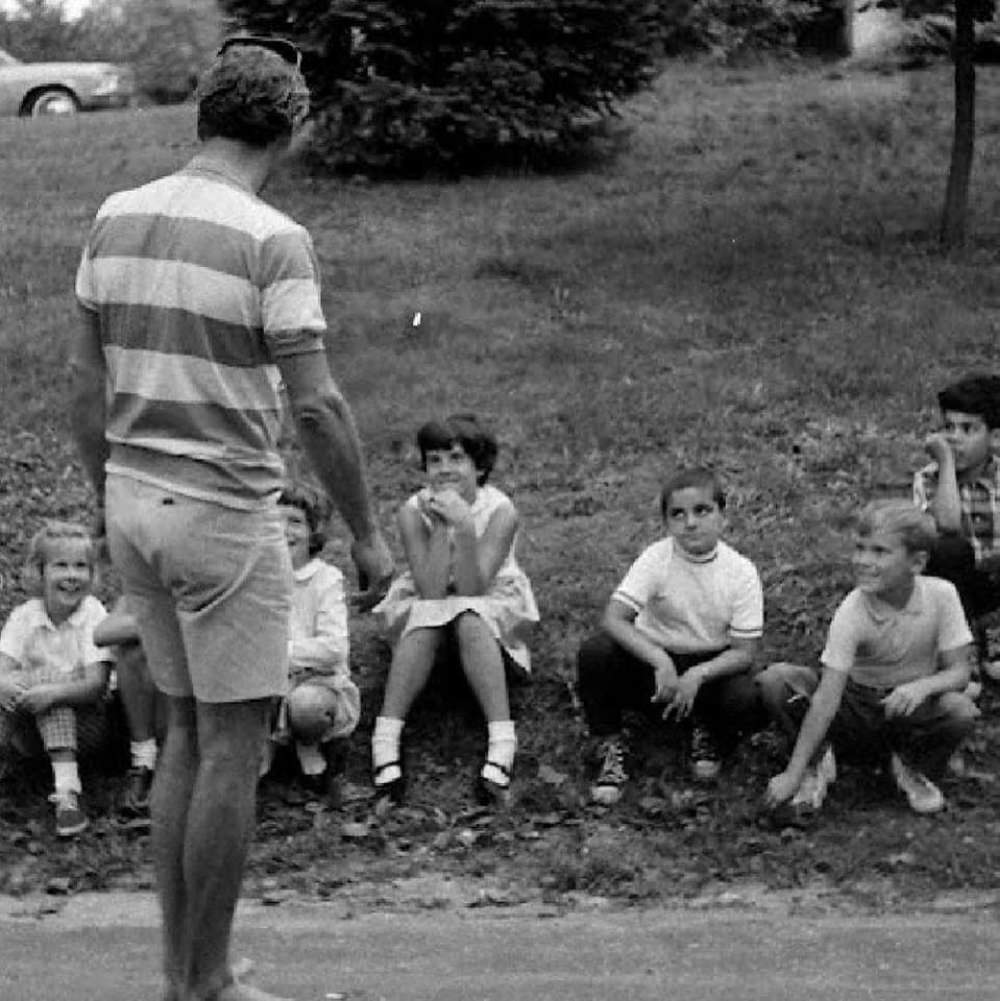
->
[219, 34, 302, 70]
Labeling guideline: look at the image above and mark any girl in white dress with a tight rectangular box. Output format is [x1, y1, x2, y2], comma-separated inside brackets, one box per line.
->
[372, 414, 538, 804]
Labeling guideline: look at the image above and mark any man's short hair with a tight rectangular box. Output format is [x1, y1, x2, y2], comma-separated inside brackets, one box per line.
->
[937, 374, 1000, 429]
[856, 500, 937, 555]
[659, 467, 726, 519]
[196, 44, 310, 147]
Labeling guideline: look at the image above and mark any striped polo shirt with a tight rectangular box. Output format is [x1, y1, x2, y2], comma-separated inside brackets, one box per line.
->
[75, 162, 327, 509]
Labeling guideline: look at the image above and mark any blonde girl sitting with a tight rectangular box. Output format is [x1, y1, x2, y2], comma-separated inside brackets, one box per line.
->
[372, 414, 539, 805]
[0, 522, 114, 837]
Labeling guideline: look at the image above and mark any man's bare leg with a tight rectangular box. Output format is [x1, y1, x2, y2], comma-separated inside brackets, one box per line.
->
[184, 697, 276, 1001]
[150, 695, 199, 1001]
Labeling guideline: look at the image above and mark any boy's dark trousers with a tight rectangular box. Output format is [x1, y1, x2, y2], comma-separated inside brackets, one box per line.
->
[766, 671, 978, 782]
[576, 632, 764, 743]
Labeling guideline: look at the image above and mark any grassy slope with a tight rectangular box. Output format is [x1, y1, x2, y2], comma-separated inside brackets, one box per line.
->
[2, 61, 1000, 902]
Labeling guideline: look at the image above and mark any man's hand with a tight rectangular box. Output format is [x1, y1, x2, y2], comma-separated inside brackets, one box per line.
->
[650, 655, 679, 718]
[350, 531, 395, 613]
[924, 432, 954, 468]
[663, 667, 703, 721]
[882, 680, 931, 719]
[764, 769, 801, 809]
[14, 684, 57, 716]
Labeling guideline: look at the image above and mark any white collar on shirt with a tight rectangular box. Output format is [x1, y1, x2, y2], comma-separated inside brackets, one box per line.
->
[293, 558, 324, 583]
[25, 596, 92, 631]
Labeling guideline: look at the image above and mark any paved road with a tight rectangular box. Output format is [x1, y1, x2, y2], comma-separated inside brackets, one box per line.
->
[2, 891, 999, 1001]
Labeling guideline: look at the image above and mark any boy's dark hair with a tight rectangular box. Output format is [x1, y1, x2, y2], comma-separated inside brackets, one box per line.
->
[659, 468, 726, 520]
[937, 374, 1000, 429]
[416, 413, 498, 486]
[196, 44, 310, 147]
[856, 500, 937, 556]
[279, 481, 331, 556]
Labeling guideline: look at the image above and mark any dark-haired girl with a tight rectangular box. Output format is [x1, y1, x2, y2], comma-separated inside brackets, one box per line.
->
[372, 414, 538, 804]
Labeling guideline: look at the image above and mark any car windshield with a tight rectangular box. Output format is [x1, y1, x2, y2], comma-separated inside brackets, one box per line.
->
[0, 48, 23, 67]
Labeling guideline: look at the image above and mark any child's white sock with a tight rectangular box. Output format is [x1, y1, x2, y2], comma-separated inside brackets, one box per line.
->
[371, 716, 404, 785]
[296, 742, 326, 776]
[482, 720, 516, 787]
[52, 760, 81, 797]
[130, 738, 157, 772]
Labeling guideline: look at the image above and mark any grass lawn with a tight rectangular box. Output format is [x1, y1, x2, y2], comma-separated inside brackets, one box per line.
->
[2, 58, 1000, 905]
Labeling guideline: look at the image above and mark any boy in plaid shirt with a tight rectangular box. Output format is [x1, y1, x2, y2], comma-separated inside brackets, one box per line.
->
[0, 522, 114, 837]
[914, 374, 1000, 678]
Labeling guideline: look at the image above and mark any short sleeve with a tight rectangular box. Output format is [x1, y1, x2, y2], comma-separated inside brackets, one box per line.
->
[0, 604, 30, 665]
[820, 596, 859, 673]
[728, 560, 764, 639]
[612, 542, 667, 614]
[936, 581, 974, 653]
[259, 227, 326, 359]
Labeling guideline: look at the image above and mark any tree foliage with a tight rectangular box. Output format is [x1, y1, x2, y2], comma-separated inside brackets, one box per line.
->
[219, 0, 663, 176]
[0, 0, 224, 103]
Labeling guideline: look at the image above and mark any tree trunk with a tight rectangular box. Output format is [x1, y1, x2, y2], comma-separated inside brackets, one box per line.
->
[940, 0, 976, 248]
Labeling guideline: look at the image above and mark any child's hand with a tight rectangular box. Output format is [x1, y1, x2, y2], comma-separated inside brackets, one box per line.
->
[924, 432, 954, 467]
[881, 680, 930, 718]
[423, 488, 473, 529]
[764, 770, 801, 808]
[0, 676, 27, 712]
[650, 656, 679, 716]
[14, 684, 57, 716]
[663, 669, 703, 720]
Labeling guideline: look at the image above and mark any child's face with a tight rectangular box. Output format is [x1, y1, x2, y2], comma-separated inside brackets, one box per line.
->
[280, 504, 311, 569]
[664, 486, 725, 557]
[425, 442, 478, 502]
[941, 408, 992, 474]
[852, 530, 924, 600]
[41, 539, 93, 622]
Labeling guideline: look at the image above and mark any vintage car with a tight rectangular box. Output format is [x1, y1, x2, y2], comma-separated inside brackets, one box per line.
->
[0, 45, 134, 117]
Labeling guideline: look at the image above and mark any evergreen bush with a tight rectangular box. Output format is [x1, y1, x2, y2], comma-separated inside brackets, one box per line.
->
[219, 0, 662, 176]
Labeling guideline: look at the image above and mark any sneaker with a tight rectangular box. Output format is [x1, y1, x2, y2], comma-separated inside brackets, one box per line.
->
[890, 753, 944, 814]
[790, 747, 835, 811]
[121, 766, 154, 817]
[590, 736, 628, 805]
[688, 724, 721, 783]
[51, 789, 88, 838]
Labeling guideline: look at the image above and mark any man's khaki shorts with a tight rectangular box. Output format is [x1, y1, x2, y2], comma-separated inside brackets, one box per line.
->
[107, 475, 292, 704]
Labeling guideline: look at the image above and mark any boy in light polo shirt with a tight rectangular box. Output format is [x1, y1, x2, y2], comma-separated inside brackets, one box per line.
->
[762, 501, 978, 816]
[577, 468, 765, 805]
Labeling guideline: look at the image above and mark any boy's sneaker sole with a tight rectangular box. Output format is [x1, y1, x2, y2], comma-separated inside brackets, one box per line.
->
[590, 783, 623, 805]
[890, 753, 944, 814]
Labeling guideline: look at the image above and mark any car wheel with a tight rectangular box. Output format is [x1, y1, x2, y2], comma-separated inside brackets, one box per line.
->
[29, 88, 79, 117]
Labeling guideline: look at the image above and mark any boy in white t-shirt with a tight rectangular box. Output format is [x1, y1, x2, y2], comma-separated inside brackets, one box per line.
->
[577, 468, 765, 805]
[762, 501, 978, 816]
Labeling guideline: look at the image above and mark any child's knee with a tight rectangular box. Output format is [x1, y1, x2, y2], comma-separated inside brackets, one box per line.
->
[937, 691, 980, 730]
[286, 684, 342, 742]
[755, 662, 817, 716]
[576, 632, 615, 683]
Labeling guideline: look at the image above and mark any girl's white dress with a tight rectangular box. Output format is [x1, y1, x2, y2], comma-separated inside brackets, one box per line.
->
[373, 484, 539, 673]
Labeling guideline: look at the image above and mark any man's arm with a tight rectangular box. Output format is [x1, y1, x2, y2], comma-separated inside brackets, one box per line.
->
[68, 306, 109, 506]
[276, 350, 393, 598]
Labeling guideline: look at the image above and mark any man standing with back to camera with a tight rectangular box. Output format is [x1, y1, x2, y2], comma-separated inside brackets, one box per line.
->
[69, 36, 393, 1001]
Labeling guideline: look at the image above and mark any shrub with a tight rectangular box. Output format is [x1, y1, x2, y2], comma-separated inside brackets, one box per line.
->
[219, 0, 663, 176]
[655, 0, 845, 58]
